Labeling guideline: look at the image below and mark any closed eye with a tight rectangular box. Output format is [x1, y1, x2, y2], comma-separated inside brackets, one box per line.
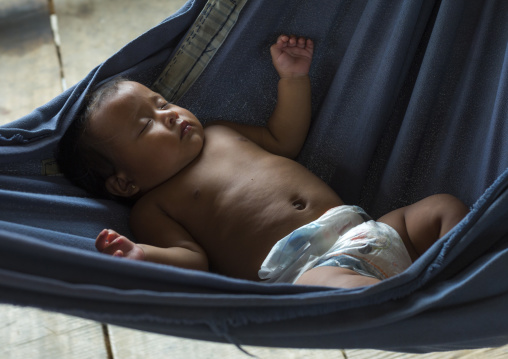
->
[139, 119, 152, 135]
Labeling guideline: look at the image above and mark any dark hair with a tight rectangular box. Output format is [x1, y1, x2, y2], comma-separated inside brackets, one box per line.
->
[56, 76, 130, 201]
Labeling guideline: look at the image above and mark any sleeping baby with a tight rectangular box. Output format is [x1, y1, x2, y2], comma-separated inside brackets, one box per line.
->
[57, 35, 468, 288]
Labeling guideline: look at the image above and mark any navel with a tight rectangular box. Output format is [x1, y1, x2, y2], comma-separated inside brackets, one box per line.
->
[292, 198, 307, 210]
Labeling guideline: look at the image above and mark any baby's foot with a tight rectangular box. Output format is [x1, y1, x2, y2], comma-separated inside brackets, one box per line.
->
[95, 229, 145, 260]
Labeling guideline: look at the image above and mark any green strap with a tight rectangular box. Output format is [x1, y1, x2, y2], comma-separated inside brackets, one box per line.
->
[152, 0, 248, 102]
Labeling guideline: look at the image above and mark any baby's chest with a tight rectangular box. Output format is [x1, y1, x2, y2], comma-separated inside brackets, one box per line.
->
[204, 126, 259, 153]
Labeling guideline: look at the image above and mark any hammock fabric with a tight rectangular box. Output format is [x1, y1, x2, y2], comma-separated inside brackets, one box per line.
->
[1, 0, 508, 352]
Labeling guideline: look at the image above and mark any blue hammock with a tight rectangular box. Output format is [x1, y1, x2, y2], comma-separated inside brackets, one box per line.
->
[1, 0, 508, 352]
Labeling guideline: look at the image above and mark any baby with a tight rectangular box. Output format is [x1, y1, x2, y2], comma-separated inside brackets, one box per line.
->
[57, 35, 468, 288]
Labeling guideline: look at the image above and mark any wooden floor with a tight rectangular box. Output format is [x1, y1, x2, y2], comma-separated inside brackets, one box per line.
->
[1, 1, 507, 358]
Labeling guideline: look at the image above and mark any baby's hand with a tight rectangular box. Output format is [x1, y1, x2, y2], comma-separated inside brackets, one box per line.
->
[95, 229, 145, 261]
[270, 35, 314, 78]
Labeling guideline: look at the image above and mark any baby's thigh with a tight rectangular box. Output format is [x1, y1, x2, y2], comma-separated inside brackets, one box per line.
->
[295, 266, 380, 288]
[376, 206, 421, 261]
[377, 194, 467, 260]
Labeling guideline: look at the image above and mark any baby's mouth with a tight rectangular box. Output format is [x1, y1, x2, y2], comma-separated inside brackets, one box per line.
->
[180, 121, 191, 139]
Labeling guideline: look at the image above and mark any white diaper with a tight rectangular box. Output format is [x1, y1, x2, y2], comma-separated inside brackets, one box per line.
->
[258, 205, 412, 284]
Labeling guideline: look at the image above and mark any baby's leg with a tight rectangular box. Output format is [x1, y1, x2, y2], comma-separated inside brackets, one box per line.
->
[296, 194, 468, 289]
[377, 194, 469, 261]
[295, 266, 381, 288]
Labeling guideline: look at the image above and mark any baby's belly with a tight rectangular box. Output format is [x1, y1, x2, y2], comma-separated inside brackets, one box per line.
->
[206, 203, 337, 280]
[196, 161, 343, 280]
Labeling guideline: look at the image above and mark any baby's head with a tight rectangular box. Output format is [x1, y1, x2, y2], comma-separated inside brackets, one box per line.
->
[57, 78, 204, 201]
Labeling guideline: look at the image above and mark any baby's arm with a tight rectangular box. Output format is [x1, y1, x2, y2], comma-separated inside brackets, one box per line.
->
[267, 35, 314, 158]
[95, 199, 209, 271]
[211, 35, 314, 159]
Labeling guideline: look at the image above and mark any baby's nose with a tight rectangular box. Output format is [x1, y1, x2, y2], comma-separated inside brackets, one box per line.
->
[163, 110, 179, 126]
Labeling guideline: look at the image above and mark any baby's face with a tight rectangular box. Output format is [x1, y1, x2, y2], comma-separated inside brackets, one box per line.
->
[89, 81, 204, 195]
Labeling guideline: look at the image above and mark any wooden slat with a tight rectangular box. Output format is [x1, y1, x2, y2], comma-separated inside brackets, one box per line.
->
[53, 0, 188, 88]
[108, 324, 348, 359]
[107, 324, 508, 359]
[345, 347, 508, 359]
[0, 304, 108, 359]
[0, 0, 62, 126]
[0, 2, 108, 359]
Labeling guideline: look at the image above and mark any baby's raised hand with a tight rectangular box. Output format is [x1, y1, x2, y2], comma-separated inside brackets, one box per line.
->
[270, 35, 314, 78]
[96, 229, 145, 260]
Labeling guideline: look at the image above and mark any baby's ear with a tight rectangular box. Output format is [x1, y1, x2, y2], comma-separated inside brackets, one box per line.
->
[105, 173, 139, 198]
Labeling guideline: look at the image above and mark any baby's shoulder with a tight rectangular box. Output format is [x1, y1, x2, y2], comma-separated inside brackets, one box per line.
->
[129, 190, 174, 229]
[204, 122, 238, 136]
[204, 122, 254, 147]
[130, 192, 159, 218]
[131, 182, 174, 213]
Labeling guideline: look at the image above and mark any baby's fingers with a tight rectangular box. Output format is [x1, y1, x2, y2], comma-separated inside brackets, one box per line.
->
[102, 239, 124, 256]
[295, 36, 306, 48]
[304, 38, 314, 52]
[277, 34, 289, 45]
[96, 230, 126, 254]
[95, 229, 111, 251]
